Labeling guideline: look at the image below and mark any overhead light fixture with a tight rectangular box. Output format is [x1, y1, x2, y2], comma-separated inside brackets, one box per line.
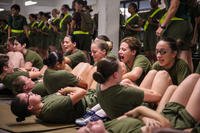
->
[25, 0, 37, 6]
[0, 8, 5, 12]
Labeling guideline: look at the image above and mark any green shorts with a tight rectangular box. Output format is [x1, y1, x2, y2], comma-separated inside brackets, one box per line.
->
[163, 20, 193, 50]
[105, 117, 144, 133]
[73, 34, 92, 52]
[82, 89, 98, 109]
[162, 102, 197, 129]
[143, 27, 158, 52]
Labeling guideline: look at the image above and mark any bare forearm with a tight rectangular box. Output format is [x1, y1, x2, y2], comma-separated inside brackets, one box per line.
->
[161, 0, 179, 26]
[68, 87, 87, 105]
[136, 106, 170, 127]
[122, 67, 142, 82]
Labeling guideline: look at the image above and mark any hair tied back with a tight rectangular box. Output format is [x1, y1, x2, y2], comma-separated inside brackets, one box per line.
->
[93, 71, 106, 83]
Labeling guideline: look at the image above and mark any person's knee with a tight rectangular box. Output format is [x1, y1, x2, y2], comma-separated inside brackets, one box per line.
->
[121, 78, 133, 85]
[156, 70, 170, 79]
[148, 70, 158, 75]
[156, 70, 169, 77]
[156, 71, 172, 84]
[187, 73, 200, 80]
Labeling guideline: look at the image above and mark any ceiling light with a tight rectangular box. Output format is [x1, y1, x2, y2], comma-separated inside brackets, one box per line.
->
[0, 8, 5, 12]
[25, 0, 37, 6]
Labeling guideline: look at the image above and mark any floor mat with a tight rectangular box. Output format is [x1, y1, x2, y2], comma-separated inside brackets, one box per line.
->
[0, 103, 77, 133]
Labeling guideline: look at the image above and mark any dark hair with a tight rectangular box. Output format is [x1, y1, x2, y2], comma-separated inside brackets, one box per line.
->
[121, 36, 141, 55]
[75, 0, 87, 6]
[83, 5, 93, 12]
[11, 97, 32, 122]
[129, 2, 138, 12]
[43, 52, 63, 67]
[11, 4, 20, 12]
[12, 76, 26, 95]
[38, 11, 44, 16]
[43, 12, 51, 19]
[62, 4, 71, 11]
[29, 14, 37, 20]
[160, 37, 178, 52]
[0, 54, 9, 74]
[93, 56, 119, 83]
[15, 35, 30, 48]
[7, 36, 16, 45]
[96, 35, 110, 42]
[65, 35, 76, 43]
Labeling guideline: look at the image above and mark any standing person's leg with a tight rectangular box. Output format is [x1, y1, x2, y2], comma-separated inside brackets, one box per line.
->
[179, 50, 193, 72]
[169, 74, 200, 106]
[185, 76, 200, 121]
[140, 70, 158, 89]
[150, 70, 172, 97]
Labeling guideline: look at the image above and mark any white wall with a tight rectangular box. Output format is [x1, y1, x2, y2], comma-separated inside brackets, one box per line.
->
[98, 0, 121, 55]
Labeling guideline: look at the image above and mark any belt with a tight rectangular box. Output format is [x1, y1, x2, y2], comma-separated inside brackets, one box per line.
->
[11, 29, 24, 33]
[73, 31, 89, 35]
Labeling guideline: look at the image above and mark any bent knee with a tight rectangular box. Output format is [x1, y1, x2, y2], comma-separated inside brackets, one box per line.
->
[187, 73, 200, 80]
[147, 70, 158, 75]
[156, 70, 170, 77]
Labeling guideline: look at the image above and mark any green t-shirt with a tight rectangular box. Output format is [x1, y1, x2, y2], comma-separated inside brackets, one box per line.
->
[105, 117, 144, 133]
[126, 54, 151, 85]
[60, 14, 72, 33]
[124, 14, 140, 37]
[152, 58, 191, 85]
[38, 94, 76, 123]
[43, 69, 78, 94]
[37, 90, 98, 123]
[24, 49, 44, 69]
[31, 82, 48, 97]
[96, 84, 144, 119]
[64, 49, 87, 68]
[8, 15, 27, 30]
[2, 69, 29, 91]
[166, 0, 189, 20]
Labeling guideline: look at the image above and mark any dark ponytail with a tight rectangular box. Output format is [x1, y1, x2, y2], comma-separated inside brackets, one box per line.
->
[43, 52, 63, 67]
[93, 56, 119, 84]
[10, 97, 32, 122]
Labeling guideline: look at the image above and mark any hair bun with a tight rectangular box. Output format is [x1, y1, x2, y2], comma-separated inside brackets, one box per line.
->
[16, 117, 25, 122]
[93, 72, 106, 83]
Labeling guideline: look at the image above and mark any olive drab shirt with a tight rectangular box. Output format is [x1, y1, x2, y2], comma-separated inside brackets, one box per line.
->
[96, 84, 144, 119]
[37, 90, 98, 123]
[64, 49, 87, 68]
[24, 49, 44, 69]
[152, 58, 191, 85]
[2, 69, 29, 91]
[43, 68, 78, 94]
[123, 13, 141, 38]
[8, 15, 27, 37]
[126, 54, 151, 85]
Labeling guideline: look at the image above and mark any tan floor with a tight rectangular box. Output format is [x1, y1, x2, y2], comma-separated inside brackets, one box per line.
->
[0, 97, 78, 133]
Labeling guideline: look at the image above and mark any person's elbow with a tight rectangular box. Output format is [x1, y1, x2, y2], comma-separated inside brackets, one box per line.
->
[143, 91, 162, 103]
[77, 81, 88, 90]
